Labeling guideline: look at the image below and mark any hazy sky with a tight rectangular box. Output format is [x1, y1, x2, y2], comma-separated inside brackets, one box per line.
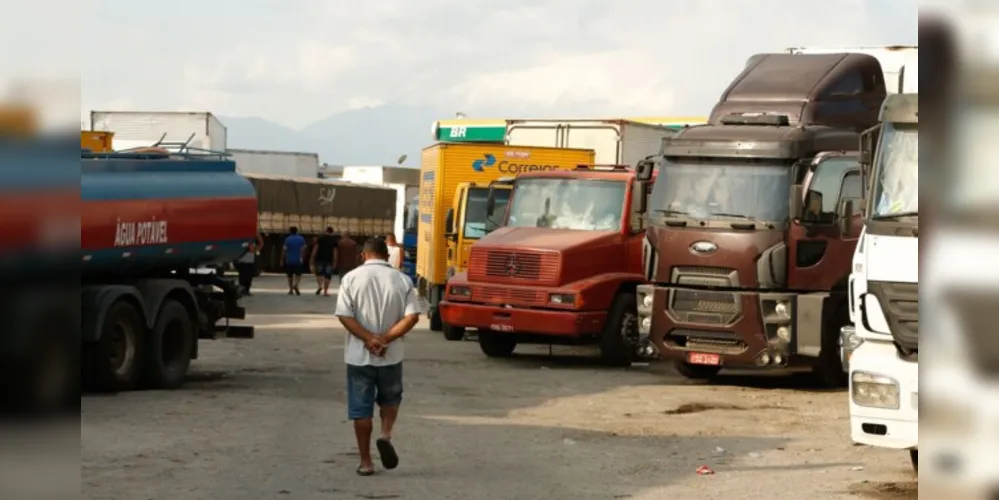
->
[77, 0, 917, 129]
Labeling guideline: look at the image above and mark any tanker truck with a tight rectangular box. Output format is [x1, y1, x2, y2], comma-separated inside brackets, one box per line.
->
[2, 147, 258, 410]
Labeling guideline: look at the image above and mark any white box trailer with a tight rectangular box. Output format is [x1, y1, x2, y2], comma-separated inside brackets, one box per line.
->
[228, 148, 320, 178]
[340, 166, 420, 240]
[785, 46, 918, 94]
[504, 119, 675, 166]
[89, 111, 226, 151]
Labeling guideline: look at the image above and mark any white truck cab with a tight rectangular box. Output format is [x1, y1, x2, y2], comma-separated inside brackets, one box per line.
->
[841, 53, 918, 470]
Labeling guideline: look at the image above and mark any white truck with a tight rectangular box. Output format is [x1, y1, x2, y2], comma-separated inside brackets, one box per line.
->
[840, 54, 918, 471]
[89, 111, 227, 151]
[505, 119, 678, 166]
[339, 166, 420, 241]
[227, 148, 320, 178]
[786, 46, 918, 94]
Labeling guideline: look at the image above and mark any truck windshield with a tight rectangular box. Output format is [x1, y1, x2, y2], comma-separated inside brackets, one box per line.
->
[650, 160, 792, 223]
[404, 198, 419, 232]
[506, 178, 626, 231]
[872, 123, 918, 217]
[464, 187, 509, 239]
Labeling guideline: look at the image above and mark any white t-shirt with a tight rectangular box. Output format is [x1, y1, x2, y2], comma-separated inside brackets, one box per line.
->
[387, 245, 402, 269]
[334, 259, 424, 366]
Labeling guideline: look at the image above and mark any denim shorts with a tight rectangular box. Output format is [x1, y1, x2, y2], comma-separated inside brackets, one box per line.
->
[314, 261, 335, 278]
[346, 363, 403, 420]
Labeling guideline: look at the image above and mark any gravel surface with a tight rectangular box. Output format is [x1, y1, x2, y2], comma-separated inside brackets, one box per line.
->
[81, 275, 917, 500]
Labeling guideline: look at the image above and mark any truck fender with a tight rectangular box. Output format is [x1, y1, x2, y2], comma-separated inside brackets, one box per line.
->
[82, 280, 198, 343]
[81, 285, 145, 343]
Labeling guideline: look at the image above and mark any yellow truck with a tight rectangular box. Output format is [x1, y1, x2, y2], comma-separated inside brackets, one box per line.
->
[81, 130, 114, 153]
[417, 142, 595, 330]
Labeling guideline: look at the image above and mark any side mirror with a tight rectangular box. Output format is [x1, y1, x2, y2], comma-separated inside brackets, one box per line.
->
[444, 207, 455, 236]
[486, 187, 496, 217]
[631, 181, 648, 214]
[635, 158, 655, 182]
[801, 189, 826, 223]
[838, 199, 855, 236]
[789, 184, 804, 220]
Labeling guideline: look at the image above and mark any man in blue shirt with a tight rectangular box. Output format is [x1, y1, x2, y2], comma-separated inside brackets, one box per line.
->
[281, 226, 308, 295]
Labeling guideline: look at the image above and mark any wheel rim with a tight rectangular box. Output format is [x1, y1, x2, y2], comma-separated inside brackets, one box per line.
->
[620, 312, 638, 344]
[109, 319, 137, 377]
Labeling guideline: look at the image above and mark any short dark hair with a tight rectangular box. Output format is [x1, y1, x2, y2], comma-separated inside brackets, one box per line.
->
[325, 226, 334, 234]
[289, 226, 298, 234]
[362, 237, 389, 258]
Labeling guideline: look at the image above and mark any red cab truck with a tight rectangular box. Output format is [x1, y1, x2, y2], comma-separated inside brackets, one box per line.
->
[632, 52, 886, 386]
[438, 165, 654, 366]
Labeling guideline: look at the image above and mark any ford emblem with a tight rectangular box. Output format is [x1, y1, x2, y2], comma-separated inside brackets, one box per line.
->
[690, 241, 717, 255]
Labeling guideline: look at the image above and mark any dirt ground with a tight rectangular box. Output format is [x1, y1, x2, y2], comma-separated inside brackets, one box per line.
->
[81, 274, 917, 500]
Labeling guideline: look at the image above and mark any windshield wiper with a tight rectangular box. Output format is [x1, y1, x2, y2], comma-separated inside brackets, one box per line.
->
[873, 211, 918, 220]
[709, 213, 775, 229]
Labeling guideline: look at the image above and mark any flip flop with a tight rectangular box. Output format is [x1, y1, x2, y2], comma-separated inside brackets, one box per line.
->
[376, 438, 399, 470]
[356, 465, 375, 476]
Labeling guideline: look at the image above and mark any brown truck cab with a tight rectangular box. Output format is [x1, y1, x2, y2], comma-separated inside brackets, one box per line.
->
[633, 52, 887, 386]
[439, 165, 653, 365]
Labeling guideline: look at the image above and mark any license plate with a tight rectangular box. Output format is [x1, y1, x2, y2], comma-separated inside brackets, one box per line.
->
[688, 352, 721, 365]
[489, 323, 514, 332]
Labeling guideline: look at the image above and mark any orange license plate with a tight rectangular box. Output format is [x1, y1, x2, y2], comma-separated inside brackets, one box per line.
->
[688, 352, 720, 365]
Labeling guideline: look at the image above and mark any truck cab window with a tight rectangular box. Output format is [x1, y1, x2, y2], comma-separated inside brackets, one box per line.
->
[839, 172, 863, 216]
[806, 157, 858, 215]
[464, 187, 508, 239]
[824, 72, 864, 96]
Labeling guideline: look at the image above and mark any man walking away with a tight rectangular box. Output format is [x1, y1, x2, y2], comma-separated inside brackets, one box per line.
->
[385, 234, 403, 270]
[336, 231, 359, 280]
[236, 233, 264, 295]
[311, 227, 339, 296]
[335, 238, 423, 476]
[281, 226, 308, 295]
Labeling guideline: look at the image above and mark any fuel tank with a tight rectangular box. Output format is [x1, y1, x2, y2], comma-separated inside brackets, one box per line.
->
[81, 151, 258, 276]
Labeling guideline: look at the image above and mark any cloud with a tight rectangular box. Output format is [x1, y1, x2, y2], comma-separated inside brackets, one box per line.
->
[81, 0, 918, 128]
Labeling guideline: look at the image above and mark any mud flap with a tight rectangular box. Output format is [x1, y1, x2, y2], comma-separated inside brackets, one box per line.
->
[795, 292, 829, 358]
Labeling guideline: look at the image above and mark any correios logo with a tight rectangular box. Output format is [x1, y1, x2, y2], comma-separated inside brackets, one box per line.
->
[471, 152, 562, 174]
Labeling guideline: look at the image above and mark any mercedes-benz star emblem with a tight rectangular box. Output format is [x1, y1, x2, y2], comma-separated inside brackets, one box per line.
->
[505, 255, 519, 276]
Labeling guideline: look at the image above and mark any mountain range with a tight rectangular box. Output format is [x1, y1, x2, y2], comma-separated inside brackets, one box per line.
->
[221, 104, 443, 167]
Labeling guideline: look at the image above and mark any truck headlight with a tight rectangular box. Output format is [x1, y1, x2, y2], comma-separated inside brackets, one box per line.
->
[851, 371, 900, 409]
[549, 293, 575, 305]
[774, 301, 790, 318]
[776, 325, 791, 342]
[449, 286, 471, 298]
[641, 294, 653, 309]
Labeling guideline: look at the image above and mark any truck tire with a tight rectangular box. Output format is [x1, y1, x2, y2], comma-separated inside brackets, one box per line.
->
[88, 301, 145, 392]
[478, 331, 516, 358]
[811, 300, 848, 388]
[599, 292, 638, 367]
[442, 323, 465, 341]
[674, 361, 722, 380]
[17, 310, 78, 413]
[430, 309, 443, 331]
[143, 300, 195, 389]
[909, 449, 918, 473]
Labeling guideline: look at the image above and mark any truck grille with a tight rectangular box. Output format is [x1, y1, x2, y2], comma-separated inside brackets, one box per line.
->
[668, 266, 741, 325]
[665, 329, 748, 354]
[867, 281, 919, 353]
[468, 249, 558, 284]
[472, 285, 546, 306]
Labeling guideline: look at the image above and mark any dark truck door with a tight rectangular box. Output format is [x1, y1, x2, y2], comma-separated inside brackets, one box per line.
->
[788, 154, 863, 290]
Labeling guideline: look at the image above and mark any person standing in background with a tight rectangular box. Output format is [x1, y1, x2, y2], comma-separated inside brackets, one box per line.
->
[311, 227, 339, 296]
[236, 233, 264, 296]
[385, 234, 403, 270]
[336, 231, 359, 280]
[281, 226, 308, 295]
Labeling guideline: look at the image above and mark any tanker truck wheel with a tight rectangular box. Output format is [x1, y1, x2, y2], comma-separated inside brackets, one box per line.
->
[88, 301, 145, 392]
[477, 331, 516, 358]
[143, 300, 194, 389]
